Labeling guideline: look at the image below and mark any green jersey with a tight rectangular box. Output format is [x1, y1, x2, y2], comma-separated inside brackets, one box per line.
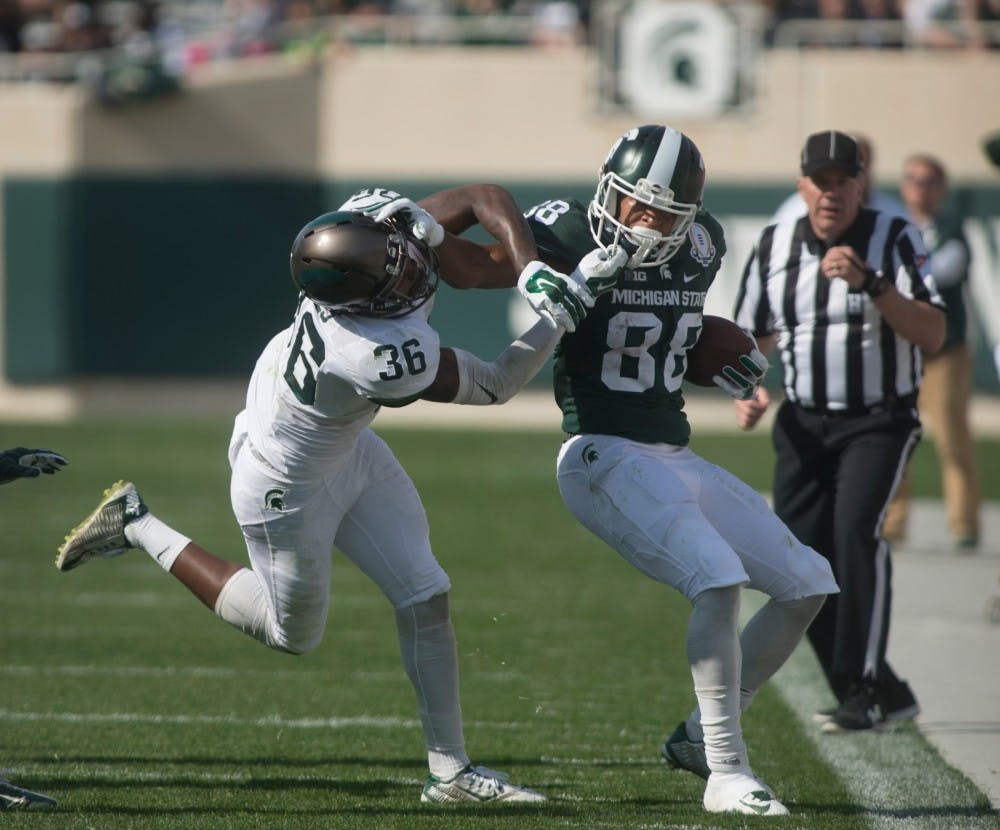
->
[525, 198, 726, 446]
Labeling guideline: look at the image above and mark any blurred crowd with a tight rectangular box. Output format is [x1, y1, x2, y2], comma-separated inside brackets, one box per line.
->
[768, 0, 1000, 48]
[0, 0, 996, 92]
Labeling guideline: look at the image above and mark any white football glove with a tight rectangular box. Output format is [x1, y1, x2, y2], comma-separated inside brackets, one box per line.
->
[372, 197, 445, 248]
[338, 188, 446, 247]
[517, 261, 589, 332]
[338, 187, 403, 215]
[0, 447, 68, 484]
[712, 347, 769, 401]
[571, 245, 627, 300]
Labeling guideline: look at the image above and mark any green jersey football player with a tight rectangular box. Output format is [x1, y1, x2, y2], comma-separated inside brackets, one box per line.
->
[431, 125, 839, 817]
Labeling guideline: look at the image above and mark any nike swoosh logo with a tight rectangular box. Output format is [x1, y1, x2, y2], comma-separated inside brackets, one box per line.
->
[683, 271, 700, 283]
[740, 791, 774, 815]
[476, 383, 498, 403]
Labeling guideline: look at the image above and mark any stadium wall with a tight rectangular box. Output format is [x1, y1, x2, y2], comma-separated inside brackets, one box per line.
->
[2, 47, 998, 404]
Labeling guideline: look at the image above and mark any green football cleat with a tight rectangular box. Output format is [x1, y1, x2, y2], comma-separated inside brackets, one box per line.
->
[661, 721, 710, 780]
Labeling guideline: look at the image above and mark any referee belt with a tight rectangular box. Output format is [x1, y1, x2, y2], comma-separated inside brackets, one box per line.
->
[792, 393, 917, 418]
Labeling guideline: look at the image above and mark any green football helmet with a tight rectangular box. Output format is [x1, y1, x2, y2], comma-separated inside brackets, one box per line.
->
[588, 125, 706, 267]
[289, 211, 438, 318]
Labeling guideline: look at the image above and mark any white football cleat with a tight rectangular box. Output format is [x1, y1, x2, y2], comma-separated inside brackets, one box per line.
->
[56, 480, 148, 572]
[703, 772, 789, 816]
[420, 765, 546, 804]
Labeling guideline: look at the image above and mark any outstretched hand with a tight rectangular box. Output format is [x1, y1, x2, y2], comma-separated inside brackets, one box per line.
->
[0, 447, 68, 484]
[339, 188, 446, 247]
[371, 198, 446, 248]
[517, 262, 591, 332]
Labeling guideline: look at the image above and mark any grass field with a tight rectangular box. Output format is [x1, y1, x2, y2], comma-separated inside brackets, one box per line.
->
[1, 419, 998, 828]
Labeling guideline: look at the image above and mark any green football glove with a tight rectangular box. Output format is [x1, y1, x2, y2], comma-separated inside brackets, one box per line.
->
[0, 447, 68, 484]
[712, 348, 769, 401]
[517, 261, 589, 332]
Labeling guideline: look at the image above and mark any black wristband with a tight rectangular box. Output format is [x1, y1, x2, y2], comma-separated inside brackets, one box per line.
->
[861, 269, 889, 298]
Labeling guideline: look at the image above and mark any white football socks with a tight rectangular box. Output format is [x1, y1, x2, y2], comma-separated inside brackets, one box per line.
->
[124, 513, 190, 573]
[395, 593, 470, 780]
[686, 593, 825, 741]
[685, 585, 749, 775]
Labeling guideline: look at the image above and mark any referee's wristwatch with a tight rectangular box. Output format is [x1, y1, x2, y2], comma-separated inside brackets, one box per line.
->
[861, 268, 890, 298]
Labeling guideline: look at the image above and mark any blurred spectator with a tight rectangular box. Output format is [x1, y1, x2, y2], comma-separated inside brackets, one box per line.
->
[883, 153, 981, 550]
[530, 0, 582, 46]
[50, 0, 111, 52]
[0, 0, 24, 51]
[902, 0, 989, 46]
[856, 0, 905, 46]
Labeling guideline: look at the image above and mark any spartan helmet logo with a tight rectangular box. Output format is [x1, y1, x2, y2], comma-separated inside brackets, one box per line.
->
[264, 488, 287, 512]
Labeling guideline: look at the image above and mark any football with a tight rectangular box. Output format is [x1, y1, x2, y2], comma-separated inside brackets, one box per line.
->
[684, 315, 757, 387]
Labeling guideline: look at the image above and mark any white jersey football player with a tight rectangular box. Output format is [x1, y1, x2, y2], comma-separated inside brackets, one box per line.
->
[55, 185, 625, 805]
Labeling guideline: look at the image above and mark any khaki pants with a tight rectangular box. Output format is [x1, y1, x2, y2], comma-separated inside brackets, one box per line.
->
[884, 344, 981, 543]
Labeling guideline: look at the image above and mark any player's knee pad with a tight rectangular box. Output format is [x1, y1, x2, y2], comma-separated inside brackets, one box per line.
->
[214, 568, 324, 655]
[395, 592, 450, 633]
[777, 593, 825, 626]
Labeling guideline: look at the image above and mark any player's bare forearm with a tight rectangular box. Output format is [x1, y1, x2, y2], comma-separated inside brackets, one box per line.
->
[434, 235, 520, 289]
[419, 184, 537, 286]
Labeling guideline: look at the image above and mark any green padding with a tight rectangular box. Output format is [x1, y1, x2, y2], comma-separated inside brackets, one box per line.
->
[5, 175, 325, 378]
[3, 179, 73, 380]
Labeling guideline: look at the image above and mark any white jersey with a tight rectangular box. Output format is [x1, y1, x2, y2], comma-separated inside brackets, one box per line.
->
[242, 296, 441, 480]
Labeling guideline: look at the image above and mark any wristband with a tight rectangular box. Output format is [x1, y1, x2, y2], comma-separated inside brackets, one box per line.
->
[861, 269, 889, 298]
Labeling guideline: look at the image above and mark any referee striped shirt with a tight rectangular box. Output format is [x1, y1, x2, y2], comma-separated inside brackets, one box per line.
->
[733, 207, 944, 413]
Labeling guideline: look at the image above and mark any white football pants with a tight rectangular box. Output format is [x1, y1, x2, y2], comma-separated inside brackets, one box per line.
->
[227, 424, 450, 654]
[556, 434, 838, 601]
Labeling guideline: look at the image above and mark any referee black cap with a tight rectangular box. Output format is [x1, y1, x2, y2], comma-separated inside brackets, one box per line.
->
[800, 131, 863, 177]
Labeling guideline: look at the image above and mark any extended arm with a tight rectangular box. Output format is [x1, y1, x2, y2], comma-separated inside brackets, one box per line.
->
[418, 183, 539, 286]
[420, 318, 562, 405]
[418, 247, 627, 404]
[0, 447, 68, 484]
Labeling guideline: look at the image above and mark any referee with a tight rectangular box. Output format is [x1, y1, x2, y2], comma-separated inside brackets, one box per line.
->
[732, 130, 945, 732]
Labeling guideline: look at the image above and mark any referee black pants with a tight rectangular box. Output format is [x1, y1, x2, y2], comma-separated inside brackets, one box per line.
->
[771, 399, 922, 700]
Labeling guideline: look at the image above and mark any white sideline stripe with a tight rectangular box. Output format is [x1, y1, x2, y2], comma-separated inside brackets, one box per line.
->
[741, 595, 995, 829]
[0, 710, 525, 731]
[0, 665, 524, 683]
[0, 710, 417, 729]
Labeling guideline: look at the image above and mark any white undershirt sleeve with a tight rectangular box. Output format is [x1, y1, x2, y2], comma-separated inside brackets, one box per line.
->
[450, 318, 562, 405]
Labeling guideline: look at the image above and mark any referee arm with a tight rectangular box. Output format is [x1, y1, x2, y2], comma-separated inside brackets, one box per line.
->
[821, 245, 946, 354]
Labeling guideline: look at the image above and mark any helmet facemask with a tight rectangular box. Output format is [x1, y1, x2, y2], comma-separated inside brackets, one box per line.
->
[358, 218, 439, 318]
[588, 172, 698, 268]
